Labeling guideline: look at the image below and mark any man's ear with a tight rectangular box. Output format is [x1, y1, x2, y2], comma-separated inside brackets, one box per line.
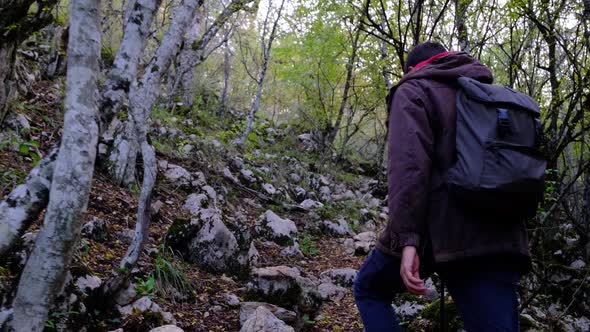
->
[409, 66, 415, 72]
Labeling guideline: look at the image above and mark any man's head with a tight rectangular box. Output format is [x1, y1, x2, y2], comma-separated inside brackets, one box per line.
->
[404, 41, 448, 74]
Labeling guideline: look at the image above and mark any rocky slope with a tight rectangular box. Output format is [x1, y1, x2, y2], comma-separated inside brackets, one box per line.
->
[1, 87, 589, 332]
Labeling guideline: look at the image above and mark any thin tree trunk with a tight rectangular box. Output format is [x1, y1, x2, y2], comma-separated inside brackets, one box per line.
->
[325, 22, 362, 148]
[0, 42, 16, 127]
[220, 39, 232, 118]
[11, 0, 101, 329]
[236, 0, 285, 145]
[454, 0, 470, 53]
[178, 4, 205, 108]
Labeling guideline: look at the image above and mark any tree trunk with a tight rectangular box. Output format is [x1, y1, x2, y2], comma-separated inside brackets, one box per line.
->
[178, 4, 205, 108]
[220, 39, 232, 118]
[11, 0, 101, 329]
[0, 147, 58, 258]
[102, 0, 163, 186]
[0, 0, 58, 125]
[108, 0, 200, 185]
[454, 0, 470, 53]
[0, 42, 16, 127]
[236, 0, 285, 145]
[98, 0, 201, 298]
[325, 21, 362, 148]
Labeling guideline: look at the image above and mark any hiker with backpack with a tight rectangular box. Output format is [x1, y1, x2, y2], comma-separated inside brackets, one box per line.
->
[353, 42, 546, 331]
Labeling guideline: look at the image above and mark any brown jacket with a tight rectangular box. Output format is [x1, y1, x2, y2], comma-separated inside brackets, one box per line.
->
[376, 52, 531, 267]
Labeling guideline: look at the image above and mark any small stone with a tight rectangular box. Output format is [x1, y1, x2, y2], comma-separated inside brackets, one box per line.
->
[262, 183, 277, 195]
[151, 200, 164, 216]
[570, 259, 586, 270]
[240, 169, 257, 183]
[300, 199, 324, 210]
[240, 306, 294, 332]
[182, 144, 193, 153]
[225, 293, 240, 307]
[320, 268, 358, 287]
[318, 282, 346, 301]
[223, 167, 240, 184]
[149, 325, 184, 332]
[81, 217, 108, 242]
[321, 218, 351, 237]
[289, 173, 301, 183]
[75, 275, 102, 293]
[114, 282, 137, 306]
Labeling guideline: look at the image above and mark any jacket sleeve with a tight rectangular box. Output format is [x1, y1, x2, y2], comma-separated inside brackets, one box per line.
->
[387, 82, 434, 251]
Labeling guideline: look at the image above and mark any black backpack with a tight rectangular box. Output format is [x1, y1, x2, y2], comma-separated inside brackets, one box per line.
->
[446, 77, 547, 220]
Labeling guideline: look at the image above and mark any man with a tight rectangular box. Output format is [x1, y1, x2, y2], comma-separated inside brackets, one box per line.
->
[353, 42, 531, 331]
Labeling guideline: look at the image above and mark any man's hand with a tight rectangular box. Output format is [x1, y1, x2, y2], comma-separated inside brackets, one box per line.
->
[400, 246, 427, 295]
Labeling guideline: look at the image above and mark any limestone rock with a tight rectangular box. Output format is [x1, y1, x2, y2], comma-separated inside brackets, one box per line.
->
[320, 268, 358, 287]
[75, 275, 102, 293]
[262, 183, 277, 195]
[318, 282, 347, 302]
[162, 163, 193, 187]
[256, 210, 298, 246]
[353, 231, 376, 256]
[300, 199, 324, 210]
[321, 219, 351, 237]
[240, 169, 257, 183]
[239, 302, 297, 325]
[240, 306, 294, 332]
[149, 326, 184, 332]
[248, 266, 322, 315]
[183, 193, 209, 215]
[114, 282, 137, 306]
[343, 238, 355, 256]
[118, 297, 176, 325]
[81, 217, 108, 242]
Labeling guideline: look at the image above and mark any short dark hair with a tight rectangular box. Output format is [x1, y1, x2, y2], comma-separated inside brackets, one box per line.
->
[404, 41, 447, 73]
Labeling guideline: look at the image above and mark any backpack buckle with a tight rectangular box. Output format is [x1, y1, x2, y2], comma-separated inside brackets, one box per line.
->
[497, 108, 512, 137]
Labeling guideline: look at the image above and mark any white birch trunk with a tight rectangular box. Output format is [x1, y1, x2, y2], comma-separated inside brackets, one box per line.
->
[0, 147, 57, 258]
[235, 0, 285, 145]
[103, 0, 162, 186]
[100, 0, 200, 298]
[109, 0, 200, 188]
[11, 0, 101, 330]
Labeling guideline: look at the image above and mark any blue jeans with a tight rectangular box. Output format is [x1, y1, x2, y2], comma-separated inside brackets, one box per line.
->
[353, 249, 521, 332]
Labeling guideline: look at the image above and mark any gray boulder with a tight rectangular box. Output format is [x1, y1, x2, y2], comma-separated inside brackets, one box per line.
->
[239, 302, 297, 325]
[117, 297, 176, 325]
[321, 219, 351, 237]
[320, 268, 358, 287]
[300, 199, 324, 210]
[149, 326, 184, 332]
[81, 217, 108, 242]
[248, 266, 322, 315]
[318, 282, 347, 302]
[240, 306, 294, 332]
[256, 210, 298, 246]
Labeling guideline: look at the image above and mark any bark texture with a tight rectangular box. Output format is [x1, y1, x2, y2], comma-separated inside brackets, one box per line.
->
[236, 0, 285, 145]
[0, 147, 58, 258]
[100, 0, 201, 298]
[11, 0, 101, 330]
[454, 0, 470, 53]
[103, 0, 163, 186]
